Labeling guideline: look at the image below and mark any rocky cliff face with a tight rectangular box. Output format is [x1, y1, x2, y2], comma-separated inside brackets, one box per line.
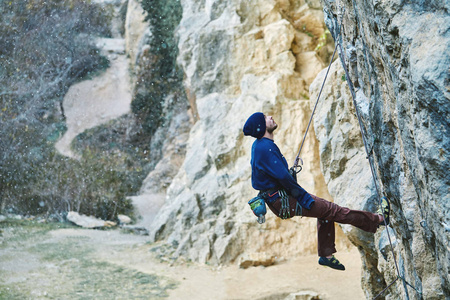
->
[311, 1, 449, 299]
[128, 0, 449, 298]
[136, 0, 354, 264]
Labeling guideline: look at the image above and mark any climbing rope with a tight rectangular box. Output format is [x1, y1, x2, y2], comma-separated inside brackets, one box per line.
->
[292, 28, 339, 174]
[334, 10, 422, 300]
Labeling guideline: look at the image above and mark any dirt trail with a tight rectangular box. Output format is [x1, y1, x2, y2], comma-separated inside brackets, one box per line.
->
[0, 222, 365, 300]
[55, 37, 132, 159]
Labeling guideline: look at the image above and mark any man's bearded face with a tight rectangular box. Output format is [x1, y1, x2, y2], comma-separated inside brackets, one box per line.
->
[265, 115, 278, 133]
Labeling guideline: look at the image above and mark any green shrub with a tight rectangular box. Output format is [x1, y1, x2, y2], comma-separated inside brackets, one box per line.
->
[132, 0, 184, 135]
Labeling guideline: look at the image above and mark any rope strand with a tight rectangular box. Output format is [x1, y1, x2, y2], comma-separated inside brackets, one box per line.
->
[293, 29, 339, 171]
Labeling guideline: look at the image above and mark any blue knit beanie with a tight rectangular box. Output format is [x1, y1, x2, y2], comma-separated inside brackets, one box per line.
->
[243, 112, 266, 139]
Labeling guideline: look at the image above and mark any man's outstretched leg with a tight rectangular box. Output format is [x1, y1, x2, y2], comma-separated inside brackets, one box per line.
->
[302, 194, 390, 271]
[266, 192, 390, 271]
[303, 194, 383, 232]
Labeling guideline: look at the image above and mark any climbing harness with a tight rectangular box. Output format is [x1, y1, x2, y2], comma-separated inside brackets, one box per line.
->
[255, 189, 302, 219]
[333, 8, 422, 299]
[278, 189, 291, 219]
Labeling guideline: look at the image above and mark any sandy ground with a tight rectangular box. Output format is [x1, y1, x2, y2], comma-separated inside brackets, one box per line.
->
[99, 232, 367, 300]
[123, 195, 365, 299]
[16, 228, 364, 300]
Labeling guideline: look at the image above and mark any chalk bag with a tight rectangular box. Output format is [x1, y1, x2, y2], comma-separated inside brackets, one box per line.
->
[248, 196, 267, 217]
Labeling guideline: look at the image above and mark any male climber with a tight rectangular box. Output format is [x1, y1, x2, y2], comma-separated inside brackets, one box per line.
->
[243, 112, 390, 271]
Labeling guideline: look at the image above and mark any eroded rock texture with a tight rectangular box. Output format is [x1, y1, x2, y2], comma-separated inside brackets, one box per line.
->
[143, 0, 353, 265]
[312, 1, 449, 299]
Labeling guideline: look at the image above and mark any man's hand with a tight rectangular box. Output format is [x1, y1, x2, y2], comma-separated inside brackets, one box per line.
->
[289, 166, 299, 182]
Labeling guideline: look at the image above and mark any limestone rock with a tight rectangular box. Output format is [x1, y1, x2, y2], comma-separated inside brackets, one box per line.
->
[117, 214, 132, 225]
[67, 211, 116, 229]
[284, 291, 320, 300]
[124, 0, 151, 71]
[144, 0, 351, 267]
[120, 225, 149, 236]
[95, 38, 125, 54]
[238, 253, 276, 269]
[312, 1, 450, 298]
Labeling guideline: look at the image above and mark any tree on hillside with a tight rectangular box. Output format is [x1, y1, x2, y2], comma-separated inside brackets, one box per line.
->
[0, 0, 111, 214]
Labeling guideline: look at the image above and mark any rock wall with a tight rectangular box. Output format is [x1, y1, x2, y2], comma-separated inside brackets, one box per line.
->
[311, 1, 449, 299]
[126, 0, 449, 298]
[139, 0, 355, 265]
[125, 0, 150, 72]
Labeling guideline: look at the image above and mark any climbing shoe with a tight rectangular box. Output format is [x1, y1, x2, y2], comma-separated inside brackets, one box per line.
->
[377, 196, 391, 226]
[318, 256, 345, 271]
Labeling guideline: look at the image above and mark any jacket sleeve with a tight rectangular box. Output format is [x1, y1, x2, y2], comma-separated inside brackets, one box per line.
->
[258, 148, 314, 209]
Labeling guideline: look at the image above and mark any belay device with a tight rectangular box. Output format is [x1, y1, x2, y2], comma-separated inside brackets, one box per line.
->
[248, 196, 267, 224]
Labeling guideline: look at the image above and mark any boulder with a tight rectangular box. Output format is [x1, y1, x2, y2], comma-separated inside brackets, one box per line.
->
[67, 211, 116, 229]
[284, 291, 320, 300]
[238, 253, 276, 269]
[117, 214, 132, 225]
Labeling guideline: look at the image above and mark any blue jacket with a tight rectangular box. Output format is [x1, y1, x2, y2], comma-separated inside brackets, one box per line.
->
[250, 138, 315, 209]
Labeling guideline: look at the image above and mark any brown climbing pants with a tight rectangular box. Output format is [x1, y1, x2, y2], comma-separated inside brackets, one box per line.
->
[266, 194, 382, 257]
